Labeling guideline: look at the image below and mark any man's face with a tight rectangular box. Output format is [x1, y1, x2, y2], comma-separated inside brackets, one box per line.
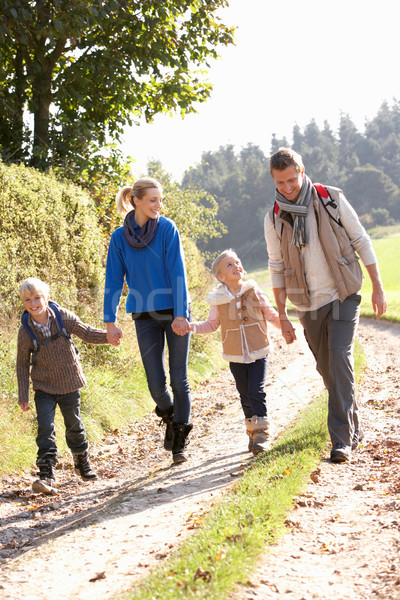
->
[271, 165, 305, 202]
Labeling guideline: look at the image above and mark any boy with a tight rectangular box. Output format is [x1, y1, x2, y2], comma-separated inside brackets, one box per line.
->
[17, 277, 109, 495]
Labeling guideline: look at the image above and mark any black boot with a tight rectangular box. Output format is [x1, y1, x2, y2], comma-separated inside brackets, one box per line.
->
[172, 422, 193, 464]
[155, 406, 174, 451]
[32, 460, 57, 495]
[73, 450, 97, 480]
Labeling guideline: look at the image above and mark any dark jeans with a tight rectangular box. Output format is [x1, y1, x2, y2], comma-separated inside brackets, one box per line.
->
[229, 357, 268, 419]
[34, 389, 88, 465]
[134, 317, 191, 423]
[298, 293, 361, 447]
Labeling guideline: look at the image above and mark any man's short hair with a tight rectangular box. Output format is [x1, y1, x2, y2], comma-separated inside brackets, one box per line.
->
[269, 147, 304, 174]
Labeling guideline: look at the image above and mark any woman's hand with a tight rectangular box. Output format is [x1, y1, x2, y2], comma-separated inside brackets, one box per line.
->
[106, 322, 123, 346]
[172, 317, 189, 336]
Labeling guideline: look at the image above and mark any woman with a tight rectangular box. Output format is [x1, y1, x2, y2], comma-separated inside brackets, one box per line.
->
[104, 177, 192, 464]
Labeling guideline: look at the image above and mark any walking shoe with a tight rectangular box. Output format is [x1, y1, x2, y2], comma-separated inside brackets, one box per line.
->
[330, 443, 351, 463]
[352, 429, 364, 451]
[155, 406, 174, 451]
[73, 451, 97, 480]
[172, 422, 193, 464]
[32, 460, 57, 495]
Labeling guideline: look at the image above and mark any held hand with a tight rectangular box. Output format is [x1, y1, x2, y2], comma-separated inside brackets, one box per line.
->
[106, 322, 123, 346]
[20, 402, 30, 412]
[372, 287, 387, 319]
[172, 317, 189, 336]
[280, 318, 297, 345]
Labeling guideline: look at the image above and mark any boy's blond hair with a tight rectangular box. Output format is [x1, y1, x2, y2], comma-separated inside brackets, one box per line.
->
[19, 277, 50, 299]
[211, 249, 239, 278]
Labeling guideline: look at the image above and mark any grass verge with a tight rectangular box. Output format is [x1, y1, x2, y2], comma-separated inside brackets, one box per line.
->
[119, 395, 329, 600]
[119, 341, 365, 600]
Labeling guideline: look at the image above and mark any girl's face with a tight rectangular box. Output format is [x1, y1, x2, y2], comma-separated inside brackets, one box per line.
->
[133, 187, 163, 222]
[21, 290, 49, 322]
[217, 254, 244, 286]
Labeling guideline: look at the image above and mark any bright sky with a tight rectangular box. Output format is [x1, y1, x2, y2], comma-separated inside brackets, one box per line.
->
[121, 0, 400, 181]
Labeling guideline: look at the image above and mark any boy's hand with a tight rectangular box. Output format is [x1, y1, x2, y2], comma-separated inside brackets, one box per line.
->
[20, 402, 30, 412]
[106, 322, 123, 346]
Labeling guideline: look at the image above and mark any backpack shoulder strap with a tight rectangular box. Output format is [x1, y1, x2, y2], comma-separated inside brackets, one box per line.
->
[314, 183, 342, 227]
[21, 311, 40, 351]
[48, 300, 70, 340]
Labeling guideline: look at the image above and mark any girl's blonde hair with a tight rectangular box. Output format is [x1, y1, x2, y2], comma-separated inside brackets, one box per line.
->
[211, 249, 239, 278]
[116, 177, 163, 216]
[19, 277, 50, 299]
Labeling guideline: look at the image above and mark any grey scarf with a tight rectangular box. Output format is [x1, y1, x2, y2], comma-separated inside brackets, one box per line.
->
[123, 210, 159, 249]
[275, 174, 313, 248]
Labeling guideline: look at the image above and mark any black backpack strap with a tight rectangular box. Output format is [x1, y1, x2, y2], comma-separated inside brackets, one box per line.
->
[314, 183, 342, 227]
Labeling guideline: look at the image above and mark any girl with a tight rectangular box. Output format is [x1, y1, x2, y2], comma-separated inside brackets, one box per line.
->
[103, 177, 192, 464]
[189, 249, 281, 454]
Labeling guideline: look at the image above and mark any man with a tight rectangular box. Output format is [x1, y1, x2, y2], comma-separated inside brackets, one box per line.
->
[264, 147, 387, 463]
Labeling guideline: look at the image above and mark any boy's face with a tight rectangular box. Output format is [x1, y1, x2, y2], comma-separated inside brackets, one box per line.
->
[21, 290, 49, 322]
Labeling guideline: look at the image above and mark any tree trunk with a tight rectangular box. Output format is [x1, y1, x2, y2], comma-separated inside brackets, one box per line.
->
[30, 66, 52, 170]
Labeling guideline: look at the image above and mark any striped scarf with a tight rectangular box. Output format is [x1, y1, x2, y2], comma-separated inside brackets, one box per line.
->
[275, 174, 313, 248]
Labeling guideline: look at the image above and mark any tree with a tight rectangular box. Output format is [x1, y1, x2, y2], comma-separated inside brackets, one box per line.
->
[0, 0, 234, 169]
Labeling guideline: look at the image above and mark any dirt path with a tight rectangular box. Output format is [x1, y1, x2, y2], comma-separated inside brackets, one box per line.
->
[0, 319, 399, 600]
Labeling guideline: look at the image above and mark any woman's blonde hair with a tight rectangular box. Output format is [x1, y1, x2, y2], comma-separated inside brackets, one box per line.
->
[19, 277, 50, 299]
[211, 249, 239, 278]
[116, 177, 163, 216]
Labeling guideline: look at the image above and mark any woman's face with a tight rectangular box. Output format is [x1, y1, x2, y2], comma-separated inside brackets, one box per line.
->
[134, 187, 163, 221]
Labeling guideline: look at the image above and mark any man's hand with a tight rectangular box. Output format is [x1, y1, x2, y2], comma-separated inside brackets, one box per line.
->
[372, 287, 387, 319]
[280, 317, 297, 344]
[106, 322, 123, 346]
[365, 264, 387, 318]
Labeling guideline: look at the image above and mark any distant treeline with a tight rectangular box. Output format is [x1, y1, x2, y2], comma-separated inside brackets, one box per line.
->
[183, 101, 400, 266]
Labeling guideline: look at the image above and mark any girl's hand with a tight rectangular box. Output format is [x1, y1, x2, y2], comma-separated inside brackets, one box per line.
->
[20, 402, 30, 412]
[106, 322, 123, 346]
[172, 317, 189, 336]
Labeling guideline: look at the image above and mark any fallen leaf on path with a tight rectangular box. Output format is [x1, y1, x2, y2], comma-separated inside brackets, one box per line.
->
[89, 571, 106, 582]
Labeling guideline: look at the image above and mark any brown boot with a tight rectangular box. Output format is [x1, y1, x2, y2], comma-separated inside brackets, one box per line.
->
[245, 418, 254, 452]
[247, 416, 269, 455]
[73, 450, 97, 480]
[32, 460, 57, 495]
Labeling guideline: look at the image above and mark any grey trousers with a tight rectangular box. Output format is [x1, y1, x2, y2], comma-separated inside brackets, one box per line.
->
[298, 294, 361, 447]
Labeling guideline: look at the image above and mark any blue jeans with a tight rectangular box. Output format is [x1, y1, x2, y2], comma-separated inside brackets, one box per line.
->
[229, 357, 268, 419]
[34, 389, 88, 464]
[134, 317, 191, 423]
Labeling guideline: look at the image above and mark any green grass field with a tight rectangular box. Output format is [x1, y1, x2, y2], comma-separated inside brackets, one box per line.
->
[360, 233, 400, 320]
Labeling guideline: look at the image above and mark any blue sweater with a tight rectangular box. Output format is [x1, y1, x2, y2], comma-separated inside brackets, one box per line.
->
[104, 216, 190, 322]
